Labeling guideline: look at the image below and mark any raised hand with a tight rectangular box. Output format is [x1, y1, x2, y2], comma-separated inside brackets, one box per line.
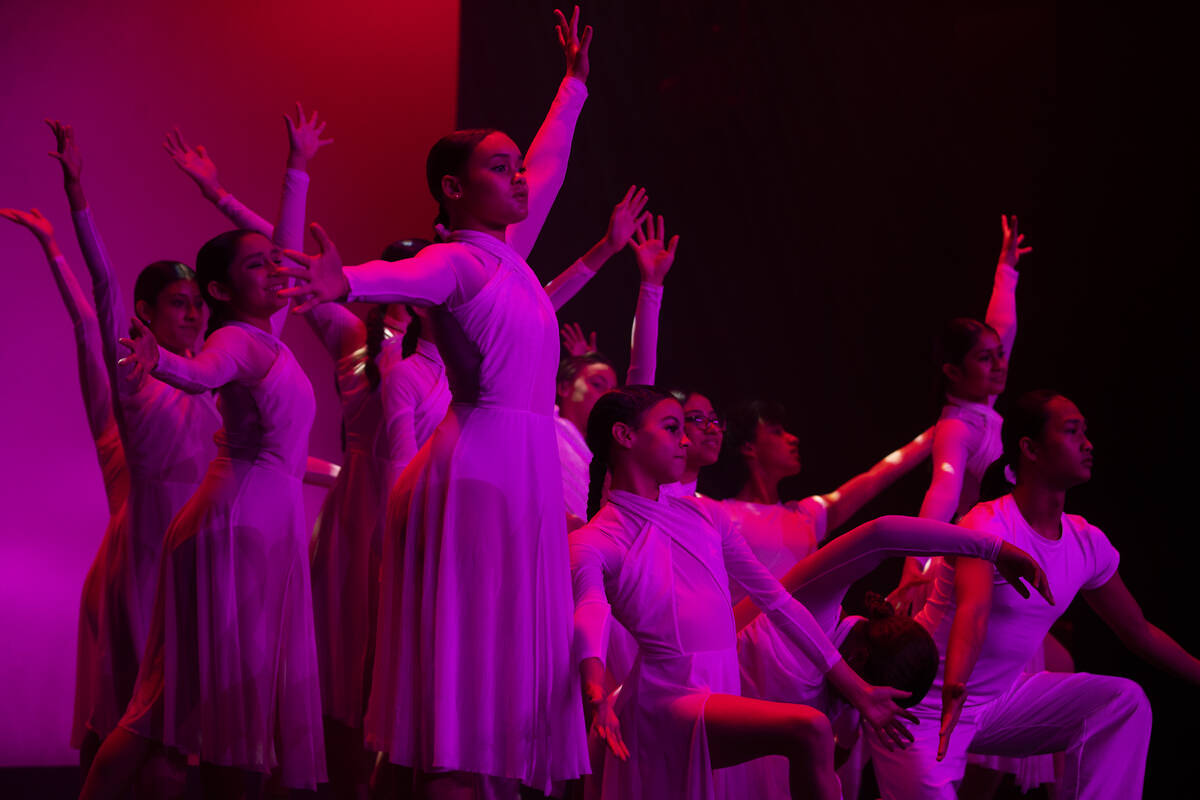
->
[998, 214, 1032, 269]
[857, 684, 918, 752]
[0, 207, 55, 246]
[630, 214, 680, 286]
[285, 102, 333, 170]
[278, 222, 349, 313]
[995, 541, 1055, 605]
[937, 682, 967, 761]
[561, 321, 598, 356]
[45, 119, 82, 184]
[163, 128, 224, 202]
[606, 185, 650, 250]
[554, 6, 593, 83]
[118, 316, 160, 384]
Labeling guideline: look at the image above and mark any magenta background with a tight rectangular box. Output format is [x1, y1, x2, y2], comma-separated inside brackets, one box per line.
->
[0, 0, 459, 766]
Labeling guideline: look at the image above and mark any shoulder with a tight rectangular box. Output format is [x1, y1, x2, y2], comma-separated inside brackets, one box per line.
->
[934, 413, 976, 443]
[1065, 512, 1119, 555]
[958, 496, 1008, 535]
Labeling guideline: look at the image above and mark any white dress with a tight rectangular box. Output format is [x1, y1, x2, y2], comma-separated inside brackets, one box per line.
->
[358, 76, 592, 792]
[120, 322, 325, 789]
[570, 490, 843, 800]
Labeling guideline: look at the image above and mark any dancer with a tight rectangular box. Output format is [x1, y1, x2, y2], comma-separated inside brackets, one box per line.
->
[869, 390, 1200, 799]
[699, 399, 932, 594]
[572, 386, 924, 800]
[729, 511, 1051, 800]
[556, 209, 678, 526]
[0, 207, 130, 774]
[165, 113, 396, 797]
[892, 215, 1029, 614]
[280, 8, 595, 796]
[80, 227, 325, 799]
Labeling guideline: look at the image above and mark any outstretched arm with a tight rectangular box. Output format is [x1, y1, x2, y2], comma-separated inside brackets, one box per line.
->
[625, 214, 679, 385]
[733, 515, 1051, 631]
[820, 428, 934, 532]
[720, 513, 917, 748]
[119, 317, 272, 394]
[1, 208, 113, 440]
[918, 417, 971, 523]
[47, 121, 134, 400]
[983, 214, 1028, 405]
[544, 185, 648, 309]
[1085, 573, 1200, 685]
[280, 223, 458, 312]
[506, 7, 592, 259]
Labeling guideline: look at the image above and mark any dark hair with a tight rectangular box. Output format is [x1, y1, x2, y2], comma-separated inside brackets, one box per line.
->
[362, 239, 433, 390]
[134, 260, 196, 322]
[557, 353, 617, 397]
[856, 592, 938, 708]
[698, 399, 787, 500]
[425, 129, 498, 228]
[195, 229, 259, 336]
[1000, 389, 1062, 482]
[938, 317, 1000, 395]
[584, 386, 675, 519]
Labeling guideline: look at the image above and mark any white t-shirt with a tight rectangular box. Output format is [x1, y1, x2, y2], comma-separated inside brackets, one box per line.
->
[918, 494, 1120, 707]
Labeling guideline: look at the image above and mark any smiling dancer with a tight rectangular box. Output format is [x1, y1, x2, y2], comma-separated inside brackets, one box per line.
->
[80, 225, 325, 799]
[278, 9, 597, 797]
[0, 207, 131, 778]
[869, 390, 1200, 798]
[572, 386, 922, 800]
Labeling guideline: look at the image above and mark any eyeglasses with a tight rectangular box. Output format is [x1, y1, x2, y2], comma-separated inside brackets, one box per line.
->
[684, 413, 726, 432]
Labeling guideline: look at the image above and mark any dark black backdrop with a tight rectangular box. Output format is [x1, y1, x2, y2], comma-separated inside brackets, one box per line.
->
[459, 2, 1195, 794]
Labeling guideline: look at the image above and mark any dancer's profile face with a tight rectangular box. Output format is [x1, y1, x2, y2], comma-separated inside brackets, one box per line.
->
[749, 418, 801, 478]
[1024, 396, 1093, 488]
[560, 362, 618, 423]
[627, 398, 690, 484]
[455, 132, 529, 228]
[219, 233, 288, 318]
[143, 279, 205, 355]
[682, 393, 723, 469]
[948, 329, 1007, 400]
[384, 303, 412, 338]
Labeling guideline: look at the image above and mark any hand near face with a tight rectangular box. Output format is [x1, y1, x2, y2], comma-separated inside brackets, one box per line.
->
[555, 6, 593, 83]
[118, 316, 160, 384]
[278, 222, 349, 313]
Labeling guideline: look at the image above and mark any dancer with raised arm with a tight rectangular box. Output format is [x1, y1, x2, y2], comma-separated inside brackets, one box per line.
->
[572, 387, 925, 800]
[891, 215, 1029, 614]
[698, 399, 932, 592]
[279, 9, 594, 797]
[80, 226, 325, 799]
[0, 207, 130, 776]
[869, 390, 1200, 799]
[556, 208, 678, 527]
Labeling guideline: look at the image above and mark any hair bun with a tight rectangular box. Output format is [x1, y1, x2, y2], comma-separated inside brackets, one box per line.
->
[863, 591, 895, 621]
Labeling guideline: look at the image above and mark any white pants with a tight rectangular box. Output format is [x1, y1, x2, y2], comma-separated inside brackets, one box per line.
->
[869, 671, 1151, 799]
